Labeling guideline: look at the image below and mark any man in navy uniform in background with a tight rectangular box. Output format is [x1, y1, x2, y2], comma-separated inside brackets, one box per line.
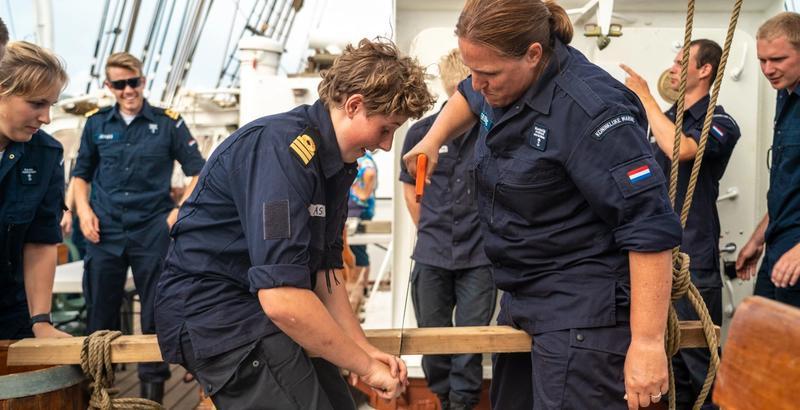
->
[400, 49, 496, 410]
[622, 39, 741, 409]
[738, 13, 800, 307]
[71, 52, 205, 403]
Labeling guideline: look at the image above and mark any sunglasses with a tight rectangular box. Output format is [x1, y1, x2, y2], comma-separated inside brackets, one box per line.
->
[107, 77, 143, 90]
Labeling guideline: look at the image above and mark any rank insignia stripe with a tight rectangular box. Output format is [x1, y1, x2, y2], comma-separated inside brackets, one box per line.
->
[290, 134, 316, 165]
[163, 108, 181, 120]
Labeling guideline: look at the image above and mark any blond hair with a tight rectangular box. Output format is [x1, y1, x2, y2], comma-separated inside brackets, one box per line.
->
[318, 38, 435, 119]
[439, 49, 470, 97]
[105, 52, 143, 77]
[0, 41, 67, 98]
[758, 12, 800, 49]
[456, 0, 573, 58]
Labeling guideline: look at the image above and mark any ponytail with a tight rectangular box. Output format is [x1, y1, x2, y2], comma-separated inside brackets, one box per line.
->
[545, 1, 573, 44]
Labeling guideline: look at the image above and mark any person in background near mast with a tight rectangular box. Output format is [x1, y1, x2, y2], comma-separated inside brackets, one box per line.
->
[622, 38, 740, 410]
[346, 149, 377, 289]
[154, 38, 435, 409]
[738, 12, 800, 308]
[399, 48, 496, 410]
[0, 39, 73, 339]
[71, 52, 206, 403]
[403, 1, 683, 408]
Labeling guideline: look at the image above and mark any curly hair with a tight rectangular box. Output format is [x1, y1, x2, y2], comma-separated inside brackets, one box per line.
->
[0, 41, 67, 98]
[318, 38, 435, 119]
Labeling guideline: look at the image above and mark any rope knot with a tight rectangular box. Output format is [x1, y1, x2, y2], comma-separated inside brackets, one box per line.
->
[80, 330, 164, 410]
[671, 251, 692, 300]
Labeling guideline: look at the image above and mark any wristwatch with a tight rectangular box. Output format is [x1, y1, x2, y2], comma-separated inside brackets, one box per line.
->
[30, 313, 52, 326]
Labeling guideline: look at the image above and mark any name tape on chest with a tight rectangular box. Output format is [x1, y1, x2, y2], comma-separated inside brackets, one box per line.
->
[290, 134, 317, 166]
[94, 133, 120, 142]
[308, 204, 326, 217]
[592, 114, 636, 140]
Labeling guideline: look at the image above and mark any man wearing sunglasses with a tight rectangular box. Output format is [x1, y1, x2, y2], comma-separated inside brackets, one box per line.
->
[71, 52, 205, 404]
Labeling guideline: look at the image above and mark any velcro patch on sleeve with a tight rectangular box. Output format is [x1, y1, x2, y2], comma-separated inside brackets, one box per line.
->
[263, 200, 291, 239]
[610, 157, 665, 199]
[290, 134, 317, 166]
[592, 114, 637, 141]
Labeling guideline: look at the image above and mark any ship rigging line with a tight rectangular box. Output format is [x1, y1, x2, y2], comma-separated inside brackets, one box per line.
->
[85, 0, 112, 93]
[107, 0, 129, 56]
[216, 0, 268, 88]
[666, 0, 743, 409]
[140, 0, 167, 68]
[147, 0, 177, 91]
[122, 0, 143, 52]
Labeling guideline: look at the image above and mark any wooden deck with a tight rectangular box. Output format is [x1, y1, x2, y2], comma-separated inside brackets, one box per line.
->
[113, 363, 204, 410]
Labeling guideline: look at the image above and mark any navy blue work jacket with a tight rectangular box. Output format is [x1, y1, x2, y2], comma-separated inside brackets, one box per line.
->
[655, 95, 740, 287]
[156, 100, 357, 361]
[71, 100, 205, 255]
[399, 108, 490, 270]
[766, 89, 800, 256]
[0, 131, 64, 308]
[459, 39, 682, 334]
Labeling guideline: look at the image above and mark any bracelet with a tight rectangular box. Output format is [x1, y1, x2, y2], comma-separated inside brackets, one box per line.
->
[30, 313, 52, 326]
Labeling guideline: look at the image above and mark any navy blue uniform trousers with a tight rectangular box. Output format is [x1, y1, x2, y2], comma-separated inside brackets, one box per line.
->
[754, 246, 800, 307]
[411, 263, 496, 406]
[83, 224, 171, 383]
[179, 331, 355, 410]
[491, 317, 631, 409]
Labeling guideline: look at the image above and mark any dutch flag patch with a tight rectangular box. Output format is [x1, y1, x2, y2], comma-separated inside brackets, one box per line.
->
[627, 165, 652, 183]
[711, 124, 724, 139]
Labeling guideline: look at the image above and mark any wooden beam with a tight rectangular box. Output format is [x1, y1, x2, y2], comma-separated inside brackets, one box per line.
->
[7, 322, 719, 366]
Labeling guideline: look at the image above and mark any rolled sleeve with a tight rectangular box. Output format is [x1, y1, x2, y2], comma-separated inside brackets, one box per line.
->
[26, 149, 65, 244]
[171, 118, 206, 176]
[686, 112, 740, 158]
[71, 120, 98, 181]
[229, 131, 316, 294]
[567, 109, 682, 252]
[248, 263, 311, 293]
[457, 77, 485, 117]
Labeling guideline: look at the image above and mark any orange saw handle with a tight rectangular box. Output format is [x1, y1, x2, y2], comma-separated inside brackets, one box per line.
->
[415, 154, 428, 203]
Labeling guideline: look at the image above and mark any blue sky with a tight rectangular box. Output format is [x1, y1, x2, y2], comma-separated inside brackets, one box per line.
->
[1, 0, 394, 98]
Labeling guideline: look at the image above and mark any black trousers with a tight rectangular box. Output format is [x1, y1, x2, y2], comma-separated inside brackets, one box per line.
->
[410, 263, 497, 406]
[0, 302, 34, 339]
[83, 228, 171, 383]
[672, 285, 722, 410]
[180, 331, 356, 410]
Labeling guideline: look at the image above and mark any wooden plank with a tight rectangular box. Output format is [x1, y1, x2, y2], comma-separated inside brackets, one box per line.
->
[713, 297, 800, 410]
[7, 322, 719, 366]
[7, 334, 163, 366]
[358, 220, 391, 233]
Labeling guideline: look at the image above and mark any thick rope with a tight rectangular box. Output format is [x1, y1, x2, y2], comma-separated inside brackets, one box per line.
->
[80, 330, 164, 410]
[665, 1, 743, 409]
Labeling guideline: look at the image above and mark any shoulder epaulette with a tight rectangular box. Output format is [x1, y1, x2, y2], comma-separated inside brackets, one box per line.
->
[163, 108, 181, 121]
[84, 108, 100, 118]
[289, 133, 317, 166]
